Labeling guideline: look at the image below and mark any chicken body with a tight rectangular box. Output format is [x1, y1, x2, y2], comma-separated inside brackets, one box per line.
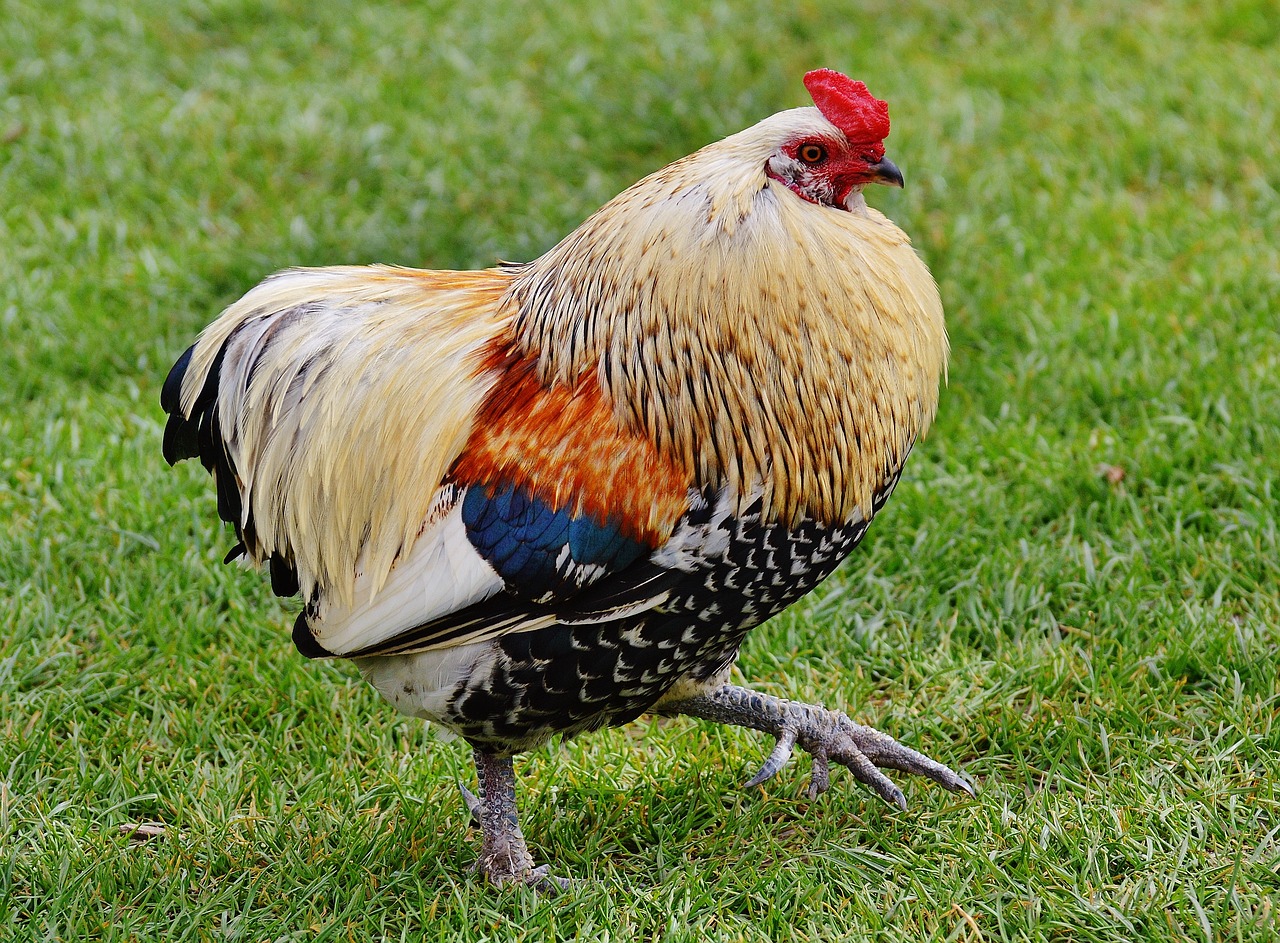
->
[162, 71, 970, 888]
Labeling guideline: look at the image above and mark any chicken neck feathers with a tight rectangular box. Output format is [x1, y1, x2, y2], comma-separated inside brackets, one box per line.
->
[511, 107, 947, 530]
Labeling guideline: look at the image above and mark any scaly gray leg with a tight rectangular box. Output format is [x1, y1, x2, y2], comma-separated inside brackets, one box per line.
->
[661, 683, 974, 808]
[467, 749, 569, 891]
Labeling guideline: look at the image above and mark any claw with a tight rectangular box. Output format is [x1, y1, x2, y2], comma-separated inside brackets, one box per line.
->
[526, 864, 574, 894]
[669, 685, 974, 812]
[839, 720, 978, 798]
[835, 746, 908, 810]
[807, 751, 831, 799]
[744, 727, 798, 788]
[458, 780, 484, 824]
[479, 861, 572, 894]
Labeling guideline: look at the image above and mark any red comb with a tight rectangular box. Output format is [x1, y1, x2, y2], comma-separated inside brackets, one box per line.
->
[803, 69, 890, 144]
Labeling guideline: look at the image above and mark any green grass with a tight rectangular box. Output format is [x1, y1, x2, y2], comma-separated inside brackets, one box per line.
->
[3, 0, 1279, 939]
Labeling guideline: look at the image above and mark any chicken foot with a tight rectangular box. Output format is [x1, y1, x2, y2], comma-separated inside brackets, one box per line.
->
[662, 683, 974, 808]
[464, 749, 569, 892]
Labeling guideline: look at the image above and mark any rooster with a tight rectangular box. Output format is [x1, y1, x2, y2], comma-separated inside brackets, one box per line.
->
[161, 69, 971, 889]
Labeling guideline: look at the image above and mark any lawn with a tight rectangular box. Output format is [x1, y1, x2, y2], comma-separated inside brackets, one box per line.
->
[2, 0, 1278, 939]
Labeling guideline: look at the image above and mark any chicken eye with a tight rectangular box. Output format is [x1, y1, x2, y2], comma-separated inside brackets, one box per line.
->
[797, 143, 827, 165]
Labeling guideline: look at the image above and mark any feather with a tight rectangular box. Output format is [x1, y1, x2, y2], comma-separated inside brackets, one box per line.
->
[507, 108, 947, 529]
[166, 266, 513, 609]
[299, 489, 505, 657]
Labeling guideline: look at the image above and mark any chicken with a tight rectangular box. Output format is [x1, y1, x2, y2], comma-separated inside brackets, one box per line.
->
[161, 69, 972, 889]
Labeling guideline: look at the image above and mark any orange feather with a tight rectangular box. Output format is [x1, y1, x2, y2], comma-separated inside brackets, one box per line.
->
[452, 344, 691, 546]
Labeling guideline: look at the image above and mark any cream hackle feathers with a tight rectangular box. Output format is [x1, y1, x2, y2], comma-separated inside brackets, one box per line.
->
[180, 267, 512, 606]
[177, 106, 946, 610]
[512, 107, 948, 528]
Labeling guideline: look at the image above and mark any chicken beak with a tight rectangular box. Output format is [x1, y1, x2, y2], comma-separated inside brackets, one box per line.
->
[870, 157, 904, 188]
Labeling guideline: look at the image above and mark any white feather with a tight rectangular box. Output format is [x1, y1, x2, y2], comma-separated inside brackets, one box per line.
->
[309, 489, 505, 656]
[356, 640, 500, 729]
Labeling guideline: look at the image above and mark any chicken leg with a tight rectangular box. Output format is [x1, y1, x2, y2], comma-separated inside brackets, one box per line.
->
[661, 683, 974, 807]
[466, 749, 568, 891]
